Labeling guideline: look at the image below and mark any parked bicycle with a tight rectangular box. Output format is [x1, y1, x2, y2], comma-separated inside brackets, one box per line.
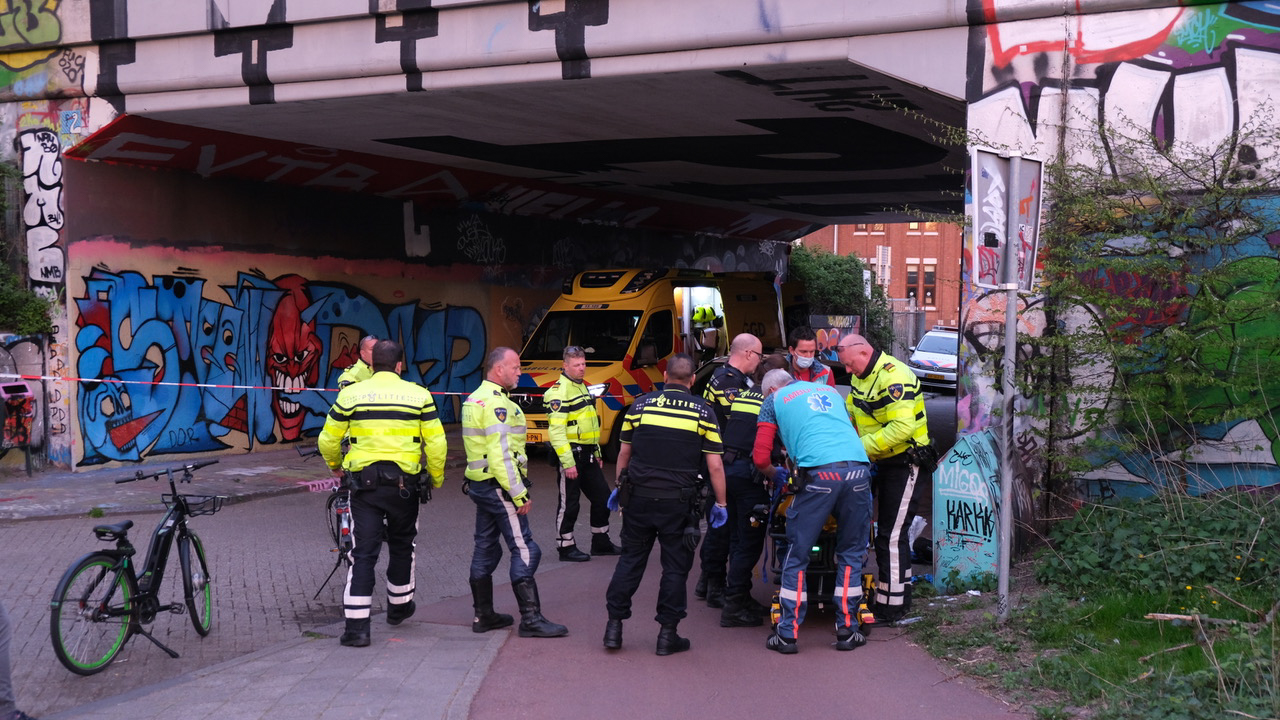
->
[49, 459, 223, 675]
[297, 444, 354, 598]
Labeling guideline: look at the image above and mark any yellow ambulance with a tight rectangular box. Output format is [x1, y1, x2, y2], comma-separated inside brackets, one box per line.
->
[516, 268, 801, 459]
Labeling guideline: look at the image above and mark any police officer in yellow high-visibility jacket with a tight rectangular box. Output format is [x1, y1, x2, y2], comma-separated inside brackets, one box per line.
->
[464, 347, 568, 639]
[836, 334, 932, 624]
[336, 335, 378, 389]
[319, 340, 446, 648]
[545, 345, 618, 562]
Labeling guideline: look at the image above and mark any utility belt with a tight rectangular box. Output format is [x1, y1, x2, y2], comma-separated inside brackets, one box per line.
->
[722, 448, 752, 465]
[570, 443, 599, 458]
[351, 461, 431, 503]
[628, 485, 696, 502]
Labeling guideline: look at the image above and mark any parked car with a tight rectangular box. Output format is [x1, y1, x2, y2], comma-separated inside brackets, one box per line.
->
[907, 327, 959, 392]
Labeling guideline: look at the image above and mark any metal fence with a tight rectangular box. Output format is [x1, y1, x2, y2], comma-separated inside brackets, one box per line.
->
[889, 301, 925, 358]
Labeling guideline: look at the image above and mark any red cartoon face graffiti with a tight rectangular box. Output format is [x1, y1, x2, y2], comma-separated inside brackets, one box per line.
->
[267, 276, 322, 441]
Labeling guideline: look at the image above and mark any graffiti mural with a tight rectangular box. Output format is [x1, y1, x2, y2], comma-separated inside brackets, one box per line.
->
[966, 3, 1280, 500]
[72, 257, 488, 466]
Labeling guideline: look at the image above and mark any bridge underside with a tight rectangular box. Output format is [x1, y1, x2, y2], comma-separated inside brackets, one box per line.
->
[72, 57, 966, 241]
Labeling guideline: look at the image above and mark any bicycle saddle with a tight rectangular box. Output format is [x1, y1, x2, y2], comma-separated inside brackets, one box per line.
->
[93, 520, 134, 540]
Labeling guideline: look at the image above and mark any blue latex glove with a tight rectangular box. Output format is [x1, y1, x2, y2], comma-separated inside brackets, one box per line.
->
[772, 466, 790, 486]
[606, 488, 620, 512]
[709, 504, 728, 528]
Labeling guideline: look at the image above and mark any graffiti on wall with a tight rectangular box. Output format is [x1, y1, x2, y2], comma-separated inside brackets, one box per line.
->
[966, 3, 1280, 497]
[73, 265, 487, 465]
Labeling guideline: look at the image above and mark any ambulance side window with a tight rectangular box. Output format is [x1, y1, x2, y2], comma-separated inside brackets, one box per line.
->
[634, 310, 673, 368]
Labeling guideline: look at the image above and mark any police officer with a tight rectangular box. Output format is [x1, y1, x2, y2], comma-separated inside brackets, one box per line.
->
[464, 347, 567, 639]
[695, 333, 763, 610]
[319, 340, 447, 648]
[544, 345, 618, 562]
[836, 334, 932, 624]
[718, 351, 789, 628]
[755, 368, 872, 654]
[786, 326, 836, 387]
[603, 353, 728, 656]
[336, 335, 378, 389]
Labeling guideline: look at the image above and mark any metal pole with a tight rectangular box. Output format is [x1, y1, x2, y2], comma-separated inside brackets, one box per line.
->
[997, 154, 1021, 621]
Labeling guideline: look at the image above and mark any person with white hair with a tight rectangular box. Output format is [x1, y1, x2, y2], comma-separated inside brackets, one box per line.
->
[753, 367, 872, 654]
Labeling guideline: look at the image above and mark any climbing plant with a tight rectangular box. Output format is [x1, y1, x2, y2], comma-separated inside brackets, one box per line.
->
[1021, 115, 1280, 500]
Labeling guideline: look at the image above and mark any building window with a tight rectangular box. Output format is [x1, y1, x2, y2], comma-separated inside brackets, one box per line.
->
[907, 222, 921, 235]
[923, 265, 936, 307]
[853, 223, 869, 234]
[906, 264, 919, 301]
[870, 223, 885, 234]
[923, 222, 939, 234]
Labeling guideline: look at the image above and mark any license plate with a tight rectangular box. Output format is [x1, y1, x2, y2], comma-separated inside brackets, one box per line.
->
[526, 431, 546, 444]
[925, 373, 945, 380]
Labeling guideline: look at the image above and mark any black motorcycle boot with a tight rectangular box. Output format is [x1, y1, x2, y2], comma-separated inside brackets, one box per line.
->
[386, 600, 416, 626]
[558, 545, 591, 562]
[720, 595, 764, 627]
[512, 578, 569, 638]
[591, 533, 620, 556]
[694, 573, 709, 600]
[469, 577, 514, 634]
[340, 618, 371, 647]
[705, 576, 726, 609]
[603, 618, 623, 649]
[655, 624, 691, 656]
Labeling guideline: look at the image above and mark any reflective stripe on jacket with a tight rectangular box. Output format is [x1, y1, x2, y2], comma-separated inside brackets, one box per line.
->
[318, 371, 447, 484]
[463, 379, 530, 504]
[543, 373, 601, 466]
[844, 351, 930, 460]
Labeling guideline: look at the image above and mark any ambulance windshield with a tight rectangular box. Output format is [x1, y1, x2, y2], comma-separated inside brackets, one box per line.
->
[522, 310, 643, 362]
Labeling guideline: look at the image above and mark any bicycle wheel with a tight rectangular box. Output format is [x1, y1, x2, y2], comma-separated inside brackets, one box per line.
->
[179, 531, 213, 636]
[50, 554, 136, 675]
[325, 491, 343, 548]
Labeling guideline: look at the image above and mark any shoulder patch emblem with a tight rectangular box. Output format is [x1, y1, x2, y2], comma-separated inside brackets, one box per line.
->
[494, 407, 508, 422]
[549, 399, 561, 412]
[724, 387, 738, 402]
[887, 383, 904, 401]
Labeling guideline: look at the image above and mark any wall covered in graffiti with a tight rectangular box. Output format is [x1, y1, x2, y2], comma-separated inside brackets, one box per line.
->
[68, 239, 506, 465]
[965, 2, 1280, 499]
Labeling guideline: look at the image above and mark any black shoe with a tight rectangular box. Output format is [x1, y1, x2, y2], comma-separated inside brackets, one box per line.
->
[603, 618, 623, 649]
[473, 609, 514, 633]
[705, 578, 726, 609]
[655, 625, 690, 656]
[386, 600, 415, 626]
[591, 535, 620, 556]
[741, 594, 771, 617]
[513, 578, 569, 638]
[720, 606, 764, 628]
[694, 574, 708, 599]
[558, 546, 591, 562]
[340, 619, 371, 647]
[835, 628, 866, 651]
[765, 632, 798, 655]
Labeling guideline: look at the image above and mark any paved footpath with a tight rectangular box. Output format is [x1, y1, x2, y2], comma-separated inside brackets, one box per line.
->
[1, 433, 1026, 720]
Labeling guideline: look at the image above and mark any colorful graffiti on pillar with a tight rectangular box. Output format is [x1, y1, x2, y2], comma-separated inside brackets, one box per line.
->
[965, 4, 1280, 496]
[73, 269, 485, 465]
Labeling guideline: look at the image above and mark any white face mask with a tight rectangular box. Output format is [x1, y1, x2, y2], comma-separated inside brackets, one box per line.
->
[794, 355, 815, 370]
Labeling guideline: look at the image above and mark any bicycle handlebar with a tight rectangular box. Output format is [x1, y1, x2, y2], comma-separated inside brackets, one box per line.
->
[296, 444, 321, 459]
[114, 459, 220, 484]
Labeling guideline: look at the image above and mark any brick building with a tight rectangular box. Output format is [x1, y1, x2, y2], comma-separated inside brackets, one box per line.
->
[797, 222, 963, 331]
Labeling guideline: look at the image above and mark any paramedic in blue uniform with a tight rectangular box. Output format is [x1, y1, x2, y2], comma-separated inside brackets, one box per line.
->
[754, 368, 872, 654]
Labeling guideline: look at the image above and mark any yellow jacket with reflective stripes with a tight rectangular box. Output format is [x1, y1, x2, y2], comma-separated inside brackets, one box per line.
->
[463, 380, 530, 505]
[845, 351, 930, 461]
[318, 371, 447, 485]
[336, 359, 373, 389]
[543, 373, 601, 467]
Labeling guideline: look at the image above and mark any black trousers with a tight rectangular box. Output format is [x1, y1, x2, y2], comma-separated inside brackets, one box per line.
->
[555, 449, 612, 548]
[871, 459, 919, 620]
[344, 483, 419, 620]
[723, 458, 771, 597]
[605, 495, 694, 626]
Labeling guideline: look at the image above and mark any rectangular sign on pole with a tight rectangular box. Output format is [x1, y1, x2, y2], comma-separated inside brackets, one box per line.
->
[971, 148, 1044, 291]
